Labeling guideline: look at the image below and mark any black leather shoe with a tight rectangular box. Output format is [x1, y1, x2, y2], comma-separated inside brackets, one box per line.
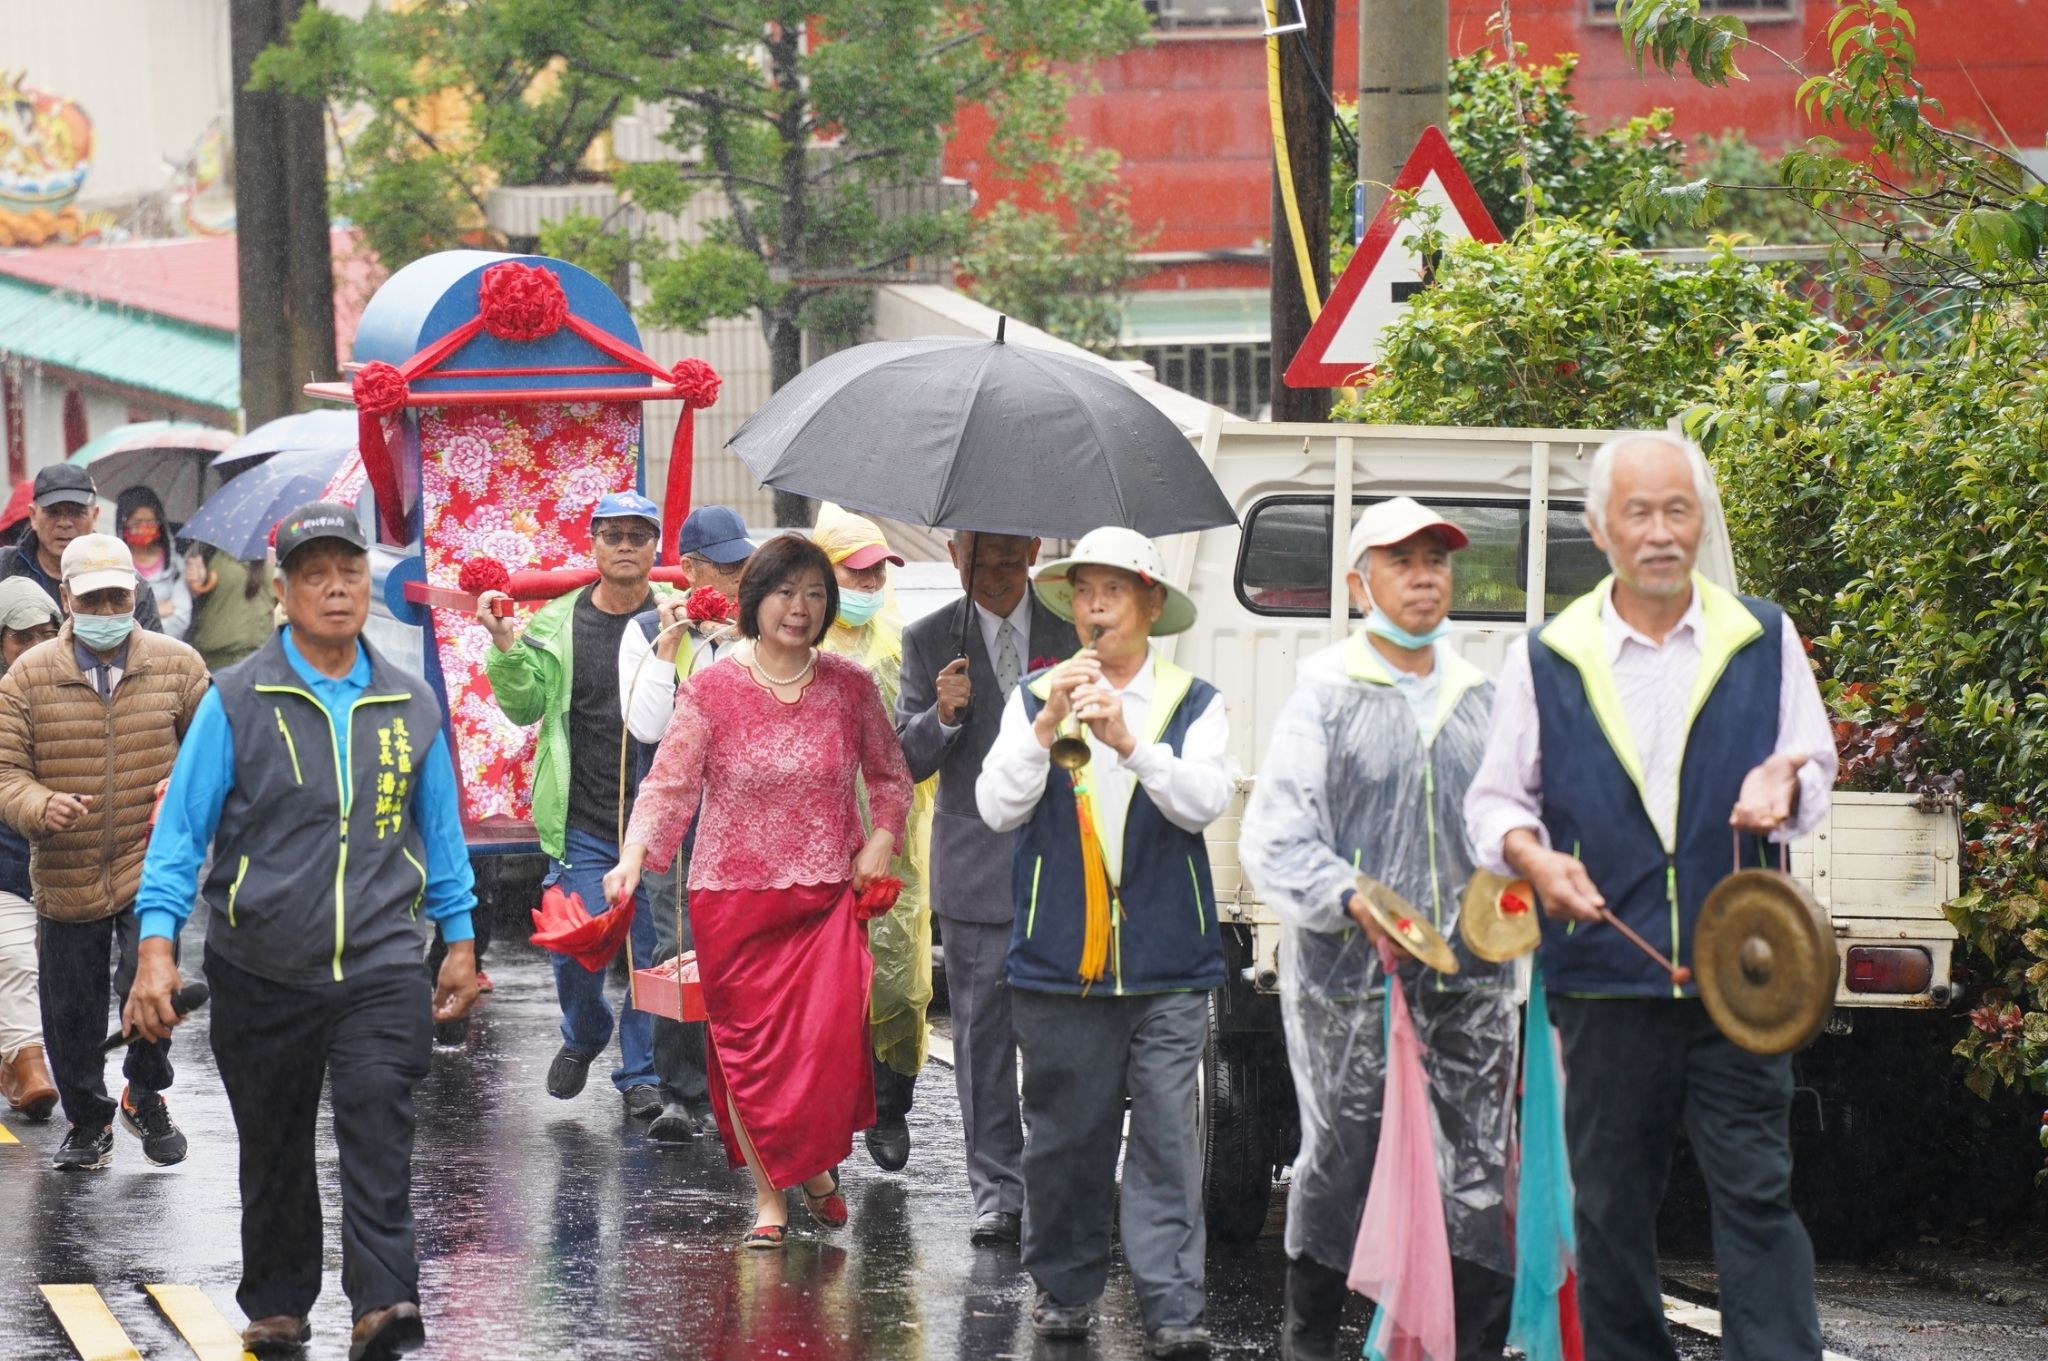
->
[864, 1117, 910, 1172]
[1145, 1323, 1213, 1358]
[647, 1101, 699, 1142]
[545, 1046, 598, 1100]
[1030, 1291, 1094, 1339]
[241, 1316, 311, 1358]
[969, 1209, 1021, 1247]
[1280, 1253, 1347, 1361]
[622, 1084, 662, 1119]
[348, 1302, 424, 1361]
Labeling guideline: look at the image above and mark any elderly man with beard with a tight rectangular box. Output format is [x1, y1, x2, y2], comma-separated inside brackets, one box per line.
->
[1241, 497, 1514, 1361]
[1465, 434, 1837, 1361]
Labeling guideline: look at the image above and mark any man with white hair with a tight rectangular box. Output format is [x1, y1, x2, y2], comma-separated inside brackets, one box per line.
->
[1465, 434, 1837, 1360]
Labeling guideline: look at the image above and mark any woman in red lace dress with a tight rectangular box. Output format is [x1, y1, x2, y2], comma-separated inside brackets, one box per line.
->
[605, 534, 911, 1248]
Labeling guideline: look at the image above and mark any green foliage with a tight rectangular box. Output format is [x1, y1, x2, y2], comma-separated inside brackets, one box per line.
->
[1619, 0, 2048, 293]
[1329, 49, 1685, 267]
[1657, 132, 1840, 247]
[1333, 218, 1828, 429]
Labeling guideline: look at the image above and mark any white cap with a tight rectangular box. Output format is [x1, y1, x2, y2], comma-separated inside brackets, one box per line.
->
[1032, 526, 1196, 637]
[60, 533, 137, 598]
[1345, 496, 1469, 570]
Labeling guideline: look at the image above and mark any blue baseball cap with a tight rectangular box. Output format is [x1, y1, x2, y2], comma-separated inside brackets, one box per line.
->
[674, 505, 754, 564]
[590, 491, 660, 529]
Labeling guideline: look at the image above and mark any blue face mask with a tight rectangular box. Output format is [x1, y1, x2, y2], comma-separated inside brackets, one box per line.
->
[72, 611, 136, 652]
[836, 589, 882, 629]
[1364, 605, 1449, 652]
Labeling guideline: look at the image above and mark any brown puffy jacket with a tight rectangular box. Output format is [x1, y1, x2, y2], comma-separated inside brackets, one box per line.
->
[0, 623, 211, 922]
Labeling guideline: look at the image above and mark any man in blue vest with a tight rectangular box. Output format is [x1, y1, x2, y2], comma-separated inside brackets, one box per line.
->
[128, 501, 480, 1361]
[1465, 435, 1838, 1361]
[1242, 497, 1513, 1361]
[977, 526, 1234, 1361]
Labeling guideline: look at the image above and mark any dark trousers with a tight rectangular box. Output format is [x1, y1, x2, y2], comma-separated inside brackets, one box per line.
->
[1549, 997, 1822, 1361]
[206, 947, 431, 1324]
[1283, 1253, 1509, 1361]
[38, 907, 174, 1128]
[1013, 988, 1208, 1331]
[644, 856, 707, 1107]
[939, 917, 1023, 1215]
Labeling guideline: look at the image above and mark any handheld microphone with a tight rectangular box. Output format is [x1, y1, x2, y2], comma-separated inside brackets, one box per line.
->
[101, 981, 210, 1052]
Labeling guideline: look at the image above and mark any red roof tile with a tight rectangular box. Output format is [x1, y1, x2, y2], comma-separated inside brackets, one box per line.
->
[0, 229, 377, 359]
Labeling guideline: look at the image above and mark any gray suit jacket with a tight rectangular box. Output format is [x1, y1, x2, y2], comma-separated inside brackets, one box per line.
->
[898, 595, 1078, 926]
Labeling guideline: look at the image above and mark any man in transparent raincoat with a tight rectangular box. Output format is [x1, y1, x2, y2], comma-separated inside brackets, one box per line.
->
[1240, 498, 1515, 1361]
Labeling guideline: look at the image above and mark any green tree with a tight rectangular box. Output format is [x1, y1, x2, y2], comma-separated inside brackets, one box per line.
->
[1618, 0, 2048, 294]
[262, 0, 1151, 520]
[1333, 217, 1830, 429]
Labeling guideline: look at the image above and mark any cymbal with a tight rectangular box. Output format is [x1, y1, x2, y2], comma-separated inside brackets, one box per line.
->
[1355, 875, 1460, 976]
[1694, 870, 1837, 1055]
[1459, 871, 1541, 964]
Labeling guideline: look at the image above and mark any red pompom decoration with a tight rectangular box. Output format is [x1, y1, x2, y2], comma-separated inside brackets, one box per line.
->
[669, 357, 722, 409]
[477, 261, 569, 342]
[458, 557, 512, 596]
[352, 361, 409, 416]
[854, 877, 904, 922]
[686, 587, 735, 623]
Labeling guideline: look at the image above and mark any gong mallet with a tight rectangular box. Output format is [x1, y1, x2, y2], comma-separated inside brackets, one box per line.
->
[100, 981, 210, 1052]
[1596, 907, 1694, 988]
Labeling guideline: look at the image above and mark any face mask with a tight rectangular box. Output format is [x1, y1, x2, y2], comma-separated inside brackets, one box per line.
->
[836, 589, 882, 629]
[1364, 605, 1450, 652]
[123, 525, 161, 548]
[72, 611, 136, 652]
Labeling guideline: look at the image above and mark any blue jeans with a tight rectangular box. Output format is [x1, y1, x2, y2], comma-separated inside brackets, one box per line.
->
[546, 827, 656, 1092]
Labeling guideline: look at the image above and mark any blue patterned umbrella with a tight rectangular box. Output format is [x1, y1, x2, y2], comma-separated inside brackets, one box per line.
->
[182, 446, 352, 561]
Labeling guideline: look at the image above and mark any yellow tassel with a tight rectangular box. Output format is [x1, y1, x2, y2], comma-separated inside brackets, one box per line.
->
[1074, 793, 1112, 986]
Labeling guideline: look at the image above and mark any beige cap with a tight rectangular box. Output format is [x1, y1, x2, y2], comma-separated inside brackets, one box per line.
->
[60, 533, 137, 598]
[1346, 496, 1469, 569]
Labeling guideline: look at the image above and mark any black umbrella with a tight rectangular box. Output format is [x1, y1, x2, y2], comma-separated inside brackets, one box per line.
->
[726, 325, 1238, 541]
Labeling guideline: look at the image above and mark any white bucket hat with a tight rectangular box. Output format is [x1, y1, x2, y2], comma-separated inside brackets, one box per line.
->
[1032, 526, 1196, 637]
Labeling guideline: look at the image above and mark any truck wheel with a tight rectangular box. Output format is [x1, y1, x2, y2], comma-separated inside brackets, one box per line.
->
[1200, 994, 1273, 1243]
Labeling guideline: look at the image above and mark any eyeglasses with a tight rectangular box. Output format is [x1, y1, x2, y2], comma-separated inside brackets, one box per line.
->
[595, 528, 657, 548]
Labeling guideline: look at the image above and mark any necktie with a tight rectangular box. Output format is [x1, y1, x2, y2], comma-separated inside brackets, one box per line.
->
[995, 618, 1021, 696]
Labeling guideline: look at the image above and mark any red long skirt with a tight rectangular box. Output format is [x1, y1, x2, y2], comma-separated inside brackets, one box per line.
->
[692, 880, 875, 1189]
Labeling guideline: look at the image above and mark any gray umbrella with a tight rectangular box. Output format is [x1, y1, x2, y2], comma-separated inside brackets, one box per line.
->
[726, 327, 1237, 540]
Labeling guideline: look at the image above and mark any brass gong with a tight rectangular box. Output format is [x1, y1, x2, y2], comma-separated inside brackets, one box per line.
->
[1459, 871, 1541, 964]
[1693, 870, 1837, 1055]
[1355, 876, 1460, 975]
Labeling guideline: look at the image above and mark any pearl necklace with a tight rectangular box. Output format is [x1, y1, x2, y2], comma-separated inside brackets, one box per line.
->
[752, 644, 816, 687]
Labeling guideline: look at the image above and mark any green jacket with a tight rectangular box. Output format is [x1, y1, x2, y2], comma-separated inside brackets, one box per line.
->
[482, 590, 584, 861]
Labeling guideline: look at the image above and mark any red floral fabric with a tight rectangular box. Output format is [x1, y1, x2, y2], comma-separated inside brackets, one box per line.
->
[626, 651, 914, 891]
[417, 400, 643, 824]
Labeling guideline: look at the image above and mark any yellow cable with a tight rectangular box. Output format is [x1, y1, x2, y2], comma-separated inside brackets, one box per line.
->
[1266, 0, 1322, 320]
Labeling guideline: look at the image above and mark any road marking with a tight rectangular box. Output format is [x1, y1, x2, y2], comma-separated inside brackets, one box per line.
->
[1662, 1294, 1861, 1361]
[39, 1284, 142, 1361]
[146, 1284, 253, 1361]
[0, 1118, 18, 1144]
[928, 1029, 955, 1069]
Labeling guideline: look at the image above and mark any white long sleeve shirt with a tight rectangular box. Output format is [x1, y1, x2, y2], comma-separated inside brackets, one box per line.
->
[1464, 582, 1837, 875]
[618, 620, 741, 745]
[975, 647, 1235, 884]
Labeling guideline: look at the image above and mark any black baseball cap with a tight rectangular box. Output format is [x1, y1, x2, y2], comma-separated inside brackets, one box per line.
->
[32, 464, 95, 508]
[274, 501, 368, 566]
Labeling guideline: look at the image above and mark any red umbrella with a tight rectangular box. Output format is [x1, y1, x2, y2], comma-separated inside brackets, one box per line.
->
[529, 884, 637, 972]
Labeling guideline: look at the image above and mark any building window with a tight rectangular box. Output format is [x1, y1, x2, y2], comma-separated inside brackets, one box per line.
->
[62, 389, 87, 455]
[1589, 0, 1797, 19]
[1128, 341, 1270, 419]
[1234, 494, 1608, 621]
[1145, 0, 1269, 32]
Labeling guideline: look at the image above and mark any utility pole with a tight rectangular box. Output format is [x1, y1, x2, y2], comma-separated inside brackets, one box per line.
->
[1356, 0, 1449, 224]
[231, 0, 337, 429]
[1268, 1, 1335, 423]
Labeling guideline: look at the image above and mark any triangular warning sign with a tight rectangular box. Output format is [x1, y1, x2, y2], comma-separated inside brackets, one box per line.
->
[1284, 125, 1504, 388]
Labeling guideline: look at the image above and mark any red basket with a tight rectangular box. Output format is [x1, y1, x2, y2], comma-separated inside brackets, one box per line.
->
[632, 951, 707, 1022]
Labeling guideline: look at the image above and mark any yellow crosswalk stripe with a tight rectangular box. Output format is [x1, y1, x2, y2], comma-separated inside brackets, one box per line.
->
[146, 1284, 255, 1361]
[38, 1284, 142, 1361]
[0, 1118, 18, 1144]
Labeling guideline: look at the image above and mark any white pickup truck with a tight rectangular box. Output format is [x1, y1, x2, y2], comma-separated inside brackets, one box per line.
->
[1156, 418, 1963, 1244]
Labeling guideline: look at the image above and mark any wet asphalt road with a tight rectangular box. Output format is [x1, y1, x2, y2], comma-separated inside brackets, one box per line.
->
[5, 926, 2048, 1360]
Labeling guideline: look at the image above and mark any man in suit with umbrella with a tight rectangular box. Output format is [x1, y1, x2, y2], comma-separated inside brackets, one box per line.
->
[897, 530, 1077, 1247]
